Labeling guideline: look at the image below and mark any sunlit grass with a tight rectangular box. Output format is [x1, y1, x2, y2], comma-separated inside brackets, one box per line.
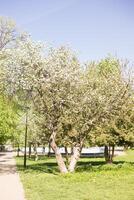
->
[16, 150, 134, 200]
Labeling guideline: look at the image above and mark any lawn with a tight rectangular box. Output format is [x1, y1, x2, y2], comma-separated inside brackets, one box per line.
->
[16, 150, 134, 200]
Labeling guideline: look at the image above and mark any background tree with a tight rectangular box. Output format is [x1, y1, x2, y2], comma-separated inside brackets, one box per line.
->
[0, 95, 18, 146]
[90, 57, 134, 163]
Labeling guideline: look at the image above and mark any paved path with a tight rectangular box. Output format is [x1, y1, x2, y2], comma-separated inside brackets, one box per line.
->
[0, 152, 25, 200]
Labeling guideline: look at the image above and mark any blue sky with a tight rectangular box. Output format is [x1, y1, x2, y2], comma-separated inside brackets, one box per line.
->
[0, 0, 134, 62]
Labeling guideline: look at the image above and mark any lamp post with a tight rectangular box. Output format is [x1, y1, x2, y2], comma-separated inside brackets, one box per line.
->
[24, 107, 29, 168]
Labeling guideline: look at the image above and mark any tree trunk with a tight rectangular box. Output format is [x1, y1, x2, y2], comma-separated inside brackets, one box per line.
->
[49, 131, 68, 173]
[29, 142, 31, 158]
[68, 144, 82, 172]
[71, 145, 73, 155]
[124, 144, 129, 150]
[104, 145, 114, 163]
[64, 146, 69, 166]
[33, 144, 38, 161]
[42, 146, 45, 155]
[110, 145, 115, 162]
[48, 142, 51, 157]
[104, 145, 109, 163]
[17, 144, 20, 157]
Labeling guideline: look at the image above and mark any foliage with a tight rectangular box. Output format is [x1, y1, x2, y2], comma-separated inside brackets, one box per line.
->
[0, 95, 18, 144]
[89, 57, 134, 146]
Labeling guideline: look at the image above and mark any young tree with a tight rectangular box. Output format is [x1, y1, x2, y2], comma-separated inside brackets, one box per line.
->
[32, 47, 82, 173]
[90, 57, 134, 163]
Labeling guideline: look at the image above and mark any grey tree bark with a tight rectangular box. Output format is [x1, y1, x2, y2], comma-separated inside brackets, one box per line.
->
[68, 144, 82, 172]
[33, 144, 38, 161]
[49, 131, 68, 173]
[104, 145, 115, 163]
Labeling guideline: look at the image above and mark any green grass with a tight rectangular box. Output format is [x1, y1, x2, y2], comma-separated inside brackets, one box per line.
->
[16, 150, 134, 200]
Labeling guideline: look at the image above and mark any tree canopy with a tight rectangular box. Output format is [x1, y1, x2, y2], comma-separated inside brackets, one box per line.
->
[0, 16, 133, 173]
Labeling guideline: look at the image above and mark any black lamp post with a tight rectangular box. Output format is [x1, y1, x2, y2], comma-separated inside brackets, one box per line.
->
[24, 107, 29, 168]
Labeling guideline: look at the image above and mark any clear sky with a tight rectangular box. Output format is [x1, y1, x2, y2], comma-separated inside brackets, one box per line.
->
[0, 0, 134, 62]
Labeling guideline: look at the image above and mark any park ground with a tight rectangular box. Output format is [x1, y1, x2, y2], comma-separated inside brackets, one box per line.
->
[16, 150, 134, 200]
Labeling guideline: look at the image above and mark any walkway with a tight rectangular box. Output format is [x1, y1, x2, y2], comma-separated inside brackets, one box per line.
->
[0, 151, 25, 200]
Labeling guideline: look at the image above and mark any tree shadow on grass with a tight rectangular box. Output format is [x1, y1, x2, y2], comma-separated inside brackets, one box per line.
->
[17, 156, 134, 175]
[0, 153, 6, 156]
[0, 164, 17, 174]
[76, 160, 134, 172]
[17, 160, 59, 175]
